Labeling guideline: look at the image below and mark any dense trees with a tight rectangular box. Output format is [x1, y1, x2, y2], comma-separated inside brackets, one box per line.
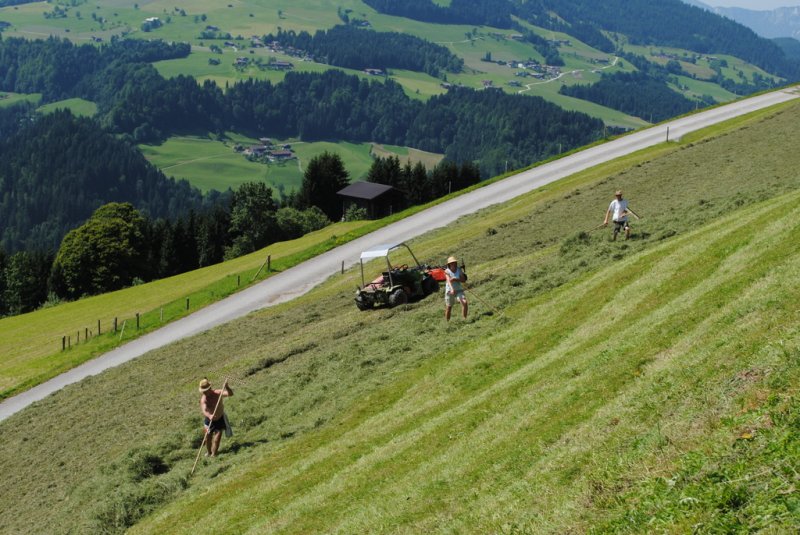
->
[409, 87, 605, 177]
[0, 37, 190, 103]
[2, 250, 51, 315]
[0, 183, 335, 312]
[366, 156, 481, 207]
[265, 26, 464, 76]
[297, 152, 351, 221]
[0, 109, 204, 253]
[362, 0, 513, 28]
[559, 72, 696, 123]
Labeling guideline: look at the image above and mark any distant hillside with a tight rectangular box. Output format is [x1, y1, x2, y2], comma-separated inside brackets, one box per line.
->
[698, 4, 800, 40]
[365, 0, 800, 79]
[0, 109, 203, 253]
[775, 37, 800, 61]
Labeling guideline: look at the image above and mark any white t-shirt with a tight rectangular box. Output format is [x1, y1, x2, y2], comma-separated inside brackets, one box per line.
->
[608, 199, 628, 222]
[445, 267, 464, 294]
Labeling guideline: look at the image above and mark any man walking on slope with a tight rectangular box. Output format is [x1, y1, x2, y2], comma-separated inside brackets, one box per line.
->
[444, 256, 468, 321]
[199, 378, 233, 457]
[603, 190, 631, 241]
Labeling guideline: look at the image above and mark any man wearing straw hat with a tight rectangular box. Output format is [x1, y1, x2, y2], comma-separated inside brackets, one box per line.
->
[444, 256, 468, 321]
[198, 378, 233, 457]
[603, 189, 631, 241]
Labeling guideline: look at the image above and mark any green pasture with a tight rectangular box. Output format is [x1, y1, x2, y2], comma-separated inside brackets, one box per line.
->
[139, 135, 395, 193]
[2, 98, 800, 533]
[672, 75, 738, 103]
[37, 97, 98, 117]
[140, 135, 269, 193]
[0, 91, 40, 107]
[371, 143, 445, 169]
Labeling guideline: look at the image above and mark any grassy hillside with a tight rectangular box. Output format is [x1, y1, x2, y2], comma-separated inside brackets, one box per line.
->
[1, 100, 799, 533]
[0, 220, 372, 401]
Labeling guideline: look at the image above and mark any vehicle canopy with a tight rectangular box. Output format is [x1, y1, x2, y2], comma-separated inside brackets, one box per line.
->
[359, 243, 420, 264]
[358, 243, 422, 288]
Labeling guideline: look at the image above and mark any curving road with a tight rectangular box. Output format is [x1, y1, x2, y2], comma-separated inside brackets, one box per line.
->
[1, 88, 797, 422]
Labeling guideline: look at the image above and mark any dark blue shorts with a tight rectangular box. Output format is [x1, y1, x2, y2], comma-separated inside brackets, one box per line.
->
[204, 416, 225, 433]
[613, 220, 629, 232]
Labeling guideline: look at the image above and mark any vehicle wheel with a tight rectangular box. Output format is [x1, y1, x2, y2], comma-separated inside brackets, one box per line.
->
[355, 298, 371, 311]
[389, 288, 408, 307]
[422, 276, 439, 295]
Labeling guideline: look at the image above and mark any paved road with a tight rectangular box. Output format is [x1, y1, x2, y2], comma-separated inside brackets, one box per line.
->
[1, 88, 797, 422]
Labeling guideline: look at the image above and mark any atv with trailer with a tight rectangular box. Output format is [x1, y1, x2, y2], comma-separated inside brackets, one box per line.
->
[354, 243, 445, 310]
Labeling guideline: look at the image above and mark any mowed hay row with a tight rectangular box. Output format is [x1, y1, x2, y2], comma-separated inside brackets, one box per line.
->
[134, 189, 800, 533]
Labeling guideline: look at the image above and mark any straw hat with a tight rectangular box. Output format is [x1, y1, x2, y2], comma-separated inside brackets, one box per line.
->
[615, 190, 623, 196]
[446, 256, 458, 265]
[198, 378, 212, 393]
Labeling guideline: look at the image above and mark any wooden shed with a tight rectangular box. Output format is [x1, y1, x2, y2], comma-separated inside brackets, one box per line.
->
[337, 182, 405, 220]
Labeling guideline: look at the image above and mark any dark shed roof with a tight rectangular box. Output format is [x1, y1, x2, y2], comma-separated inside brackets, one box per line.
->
[337, 182, 395, 200]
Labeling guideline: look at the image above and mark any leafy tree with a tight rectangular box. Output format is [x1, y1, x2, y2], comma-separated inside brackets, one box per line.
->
[226, 182, 279, 259]
[276, 206, 331, 240]
[297, 152, 350, 221]
[343, 205, 368, 222]
[52, 203, 148, 298]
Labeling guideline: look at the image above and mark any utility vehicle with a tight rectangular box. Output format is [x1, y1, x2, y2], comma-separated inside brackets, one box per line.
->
[354, 243, 444, 310]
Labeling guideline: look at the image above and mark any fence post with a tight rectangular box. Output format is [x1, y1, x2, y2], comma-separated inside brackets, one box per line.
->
[267, 255, 271, 273]
[62, 336, 66, 351]
[114, 317, 118, 333]
[237, 275, 240, 287]
[136, 313, 140, 330]
[341, 260, 345, 274]
[98, 319, 101, 335]
[77, 330, 80, 343]
[85, 327, 88, 340]
[186, 298, 190, 310]
[68, 336, 71, 349]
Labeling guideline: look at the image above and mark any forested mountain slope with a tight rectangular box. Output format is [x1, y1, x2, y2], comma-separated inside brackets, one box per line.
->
[1, 96, 799, 533]
[0, 109, 203, 253]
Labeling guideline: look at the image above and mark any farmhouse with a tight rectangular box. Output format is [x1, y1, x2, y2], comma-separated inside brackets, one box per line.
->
[267, 149, 295, 161]
[268, 61, 294, 70]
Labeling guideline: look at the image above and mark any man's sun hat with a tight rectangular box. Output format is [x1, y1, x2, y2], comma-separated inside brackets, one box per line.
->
[199, 378, 212, 393]
[446, 256, 458, 265]
[615, 190, 623, 196]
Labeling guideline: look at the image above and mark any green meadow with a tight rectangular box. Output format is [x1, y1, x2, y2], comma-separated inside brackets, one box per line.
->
[1, 98, 799, 533]
[139, 135, 432, 193]
[37, 97, 98, 117]
[0, 91, 41, 107]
